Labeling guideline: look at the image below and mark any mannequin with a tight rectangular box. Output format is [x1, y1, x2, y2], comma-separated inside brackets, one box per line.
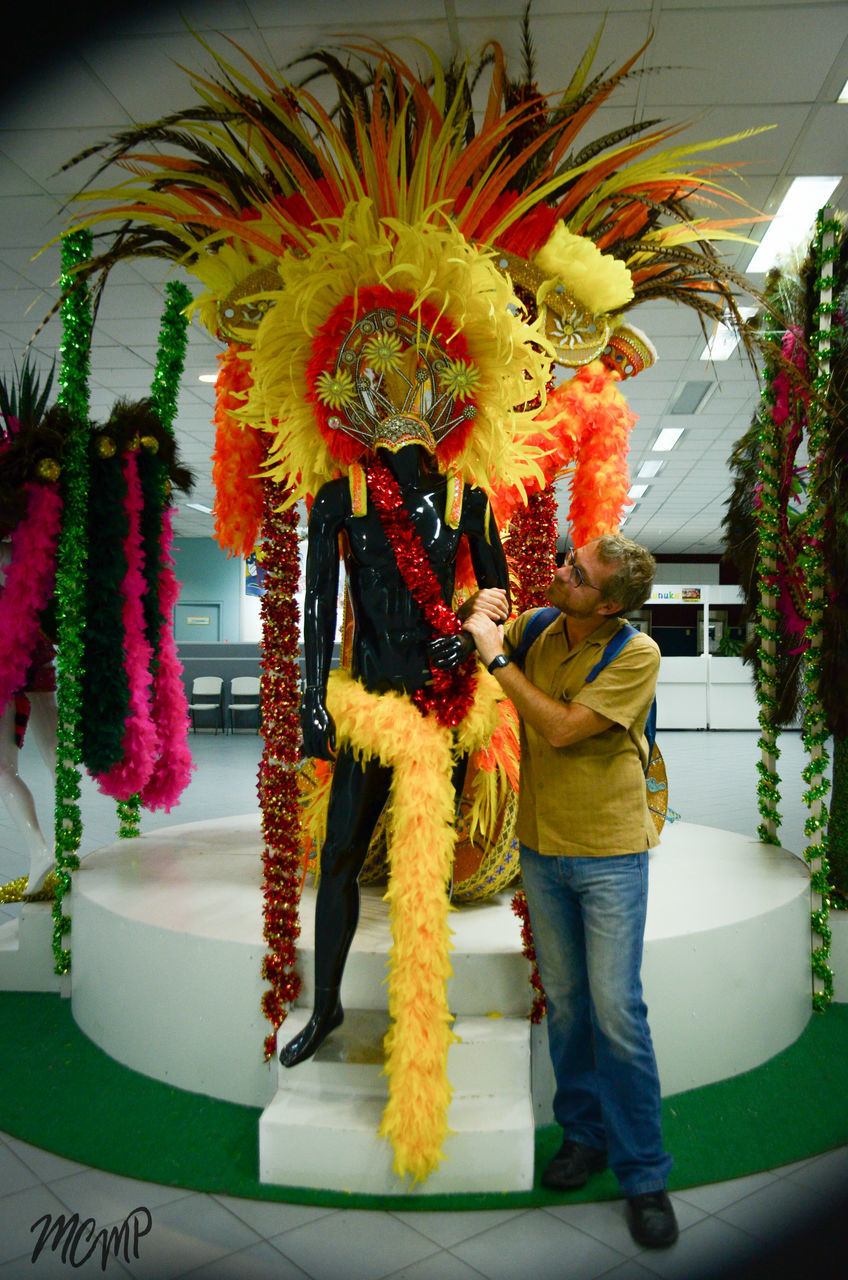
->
[0, 543, 58, 896]
[282, 427, 510, 1066]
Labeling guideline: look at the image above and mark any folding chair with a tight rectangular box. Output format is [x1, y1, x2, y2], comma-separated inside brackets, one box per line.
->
[228, 675, 261, 734]
[188, 676, 225, 734]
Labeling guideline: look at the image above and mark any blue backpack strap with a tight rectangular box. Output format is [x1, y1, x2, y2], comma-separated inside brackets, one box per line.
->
[644, 698, 657, 765]
[584, 622, 657, 769]
[585, 621, 638, 684]
[509, 607, 561, 669]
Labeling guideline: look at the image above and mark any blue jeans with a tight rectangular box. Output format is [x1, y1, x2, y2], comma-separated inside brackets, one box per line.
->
[520, 844, 672, 1197]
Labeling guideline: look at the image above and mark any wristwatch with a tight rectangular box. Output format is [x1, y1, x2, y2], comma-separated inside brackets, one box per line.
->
[487, 654, 511, 674]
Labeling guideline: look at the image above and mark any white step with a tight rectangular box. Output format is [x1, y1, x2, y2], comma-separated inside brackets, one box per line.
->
[0, 903, 69, 994]
[274, 1007, 531, 1096]
[260, 1004, 535, 1194]
[294, 886, 532, 1017]
[259, 1087, 535, 1194]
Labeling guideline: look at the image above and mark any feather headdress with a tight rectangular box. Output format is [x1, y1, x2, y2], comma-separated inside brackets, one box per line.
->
[56, 13, 767, 510]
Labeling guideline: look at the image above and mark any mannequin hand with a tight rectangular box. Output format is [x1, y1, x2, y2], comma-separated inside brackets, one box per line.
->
[462, 612, 505, 668]
[300, 688, 336, 760]
[428, 632, 474, 670]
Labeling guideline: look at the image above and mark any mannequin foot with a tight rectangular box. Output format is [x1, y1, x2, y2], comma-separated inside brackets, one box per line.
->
[280, 995, 344, 1067]
[24, 849, 55, 897]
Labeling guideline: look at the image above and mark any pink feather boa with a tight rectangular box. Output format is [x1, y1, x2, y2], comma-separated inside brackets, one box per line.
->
[141, 505, 195, 810]
[0, 483, 62, 714]
[95, 452, 158, 799]
[770, 328, 811, 646]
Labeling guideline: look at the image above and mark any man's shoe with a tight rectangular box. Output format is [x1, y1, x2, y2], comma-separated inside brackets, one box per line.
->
[542, 1139, 608, 1190]
[625, 1190, 679, 1248]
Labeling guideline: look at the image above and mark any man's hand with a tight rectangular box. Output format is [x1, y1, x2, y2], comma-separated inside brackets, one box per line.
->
[300, 687, 336, 760]
[429, 632, 474, 671]
[462, 611, 505, 668]
[458, 587, 510, 623]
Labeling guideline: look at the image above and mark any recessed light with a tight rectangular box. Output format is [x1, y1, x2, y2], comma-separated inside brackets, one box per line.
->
[838, 77, 848, 103]
[669, 381, 716, 414]
[652, 427, 685, 452]
[747, 177, 841, 273]
[637, 460, 664, 479]
[185, 502, 214, 514]
[198, 372, 218, 384]
[628, 484, 648, 500]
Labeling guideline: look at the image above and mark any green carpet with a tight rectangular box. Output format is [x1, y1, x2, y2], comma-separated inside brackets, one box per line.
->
[2, 992, 847, 1211]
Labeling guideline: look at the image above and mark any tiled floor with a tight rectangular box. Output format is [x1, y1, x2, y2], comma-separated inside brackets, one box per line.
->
[1, 727, 846, 1279]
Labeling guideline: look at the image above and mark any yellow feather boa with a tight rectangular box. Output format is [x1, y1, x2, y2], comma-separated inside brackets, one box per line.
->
[322, 665, 504, 1181]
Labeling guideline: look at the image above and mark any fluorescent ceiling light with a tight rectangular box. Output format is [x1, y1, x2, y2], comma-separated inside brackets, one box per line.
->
[669, 380, 716, 414]
[628, 484, 648, 500]
[198, 372, 218, 384]
[747, 177, 840, 273]
[839, 78, 848, 103]
[185, 502, 214, 514]
[699, 307, 757, 361]
[637, 460, 664, 478]
[652, 427, 684, 452]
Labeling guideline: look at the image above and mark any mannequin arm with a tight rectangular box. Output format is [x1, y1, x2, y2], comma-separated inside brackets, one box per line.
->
[301, 485, 344, 758]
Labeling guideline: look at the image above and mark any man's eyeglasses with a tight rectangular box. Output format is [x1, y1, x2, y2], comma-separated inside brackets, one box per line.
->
[566, 548, 602, 592]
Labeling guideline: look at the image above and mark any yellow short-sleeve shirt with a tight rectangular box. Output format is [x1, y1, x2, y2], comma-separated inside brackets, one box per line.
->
[504, 611, 660, 858]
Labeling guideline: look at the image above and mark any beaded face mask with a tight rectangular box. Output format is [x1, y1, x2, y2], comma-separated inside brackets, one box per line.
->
[314, 306, 477, 455]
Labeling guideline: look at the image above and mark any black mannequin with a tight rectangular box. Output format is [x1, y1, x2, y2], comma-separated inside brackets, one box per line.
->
[281, 440, 510, 1066]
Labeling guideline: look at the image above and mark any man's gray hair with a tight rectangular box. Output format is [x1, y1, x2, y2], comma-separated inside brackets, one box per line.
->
[594, 533, 656, 614]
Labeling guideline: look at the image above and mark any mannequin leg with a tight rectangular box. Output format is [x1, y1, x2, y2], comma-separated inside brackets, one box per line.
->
[280, 748, 392, 1066]
[447, 751, 469, 900]
[0, 702, 53, 893]
[23, 692, 58, 894]
[27, 691, 58, 774]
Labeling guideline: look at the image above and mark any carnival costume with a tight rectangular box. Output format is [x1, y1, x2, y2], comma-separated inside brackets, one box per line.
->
[56, 16, 765, 1180]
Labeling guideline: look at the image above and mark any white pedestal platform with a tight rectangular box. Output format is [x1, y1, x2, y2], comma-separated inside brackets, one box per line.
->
[0, 814, 814, 1195]
[0, 902, 68, 995]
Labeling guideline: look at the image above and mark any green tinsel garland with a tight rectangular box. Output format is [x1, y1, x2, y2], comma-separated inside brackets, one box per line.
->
[149, 281, 193, 430]
[801, 209, 839, 1009]
[752, 344, 783, 844]
[831, 735, 848, 910]
[52, 230, 93, 973]
[141, 281, 193, 657]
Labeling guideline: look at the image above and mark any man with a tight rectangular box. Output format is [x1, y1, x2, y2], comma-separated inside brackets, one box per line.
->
[462, 533, 678, 1249]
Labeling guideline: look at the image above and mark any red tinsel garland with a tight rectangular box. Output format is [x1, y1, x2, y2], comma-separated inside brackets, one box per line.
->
[364, 455, 477, 727]
[258, 475, 304, 1060]
[505, 473, 558, 1021]
[511, 889, 546, 1023]
[503, 488, 558, 616]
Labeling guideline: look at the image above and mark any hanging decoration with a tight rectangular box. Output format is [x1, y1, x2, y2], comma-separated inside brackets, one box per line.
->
[0, 483, 63, 712]
[80, 418, 130, 776]
[258, 475, 304, 1060]
[134, 280, 196, 822]
[212, 344, 264, 557]
[802, 210, 838, 1009]
[51, 229, 93, 973]
[753, 340, 787, 844]
[724, 210, 848, 1007]
[511, 890, 547, 1024]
